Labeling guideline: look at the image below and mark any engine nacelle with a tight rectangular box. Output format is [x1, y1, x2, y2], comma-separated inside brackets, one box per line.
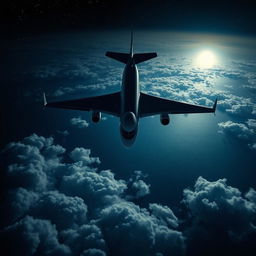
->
[121, 112, 137, 132]
[92, 111, 101, 123]
[160, 113, 170, 125]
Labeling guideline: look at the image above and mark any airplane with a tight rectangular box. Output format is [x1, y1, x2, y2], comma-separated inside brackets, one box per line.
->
[44, 32, 217, 147]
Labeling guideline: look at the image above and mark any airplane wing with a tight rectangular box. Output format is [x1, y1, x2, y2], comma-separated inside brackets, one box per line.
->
[44, 92, 121, 117]
[139, 92, 217, 117]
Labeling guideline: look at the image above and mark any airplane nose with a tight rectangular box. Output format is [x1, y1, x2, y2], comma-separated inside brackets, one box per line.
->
[121, 112, 137, 132]
[120, 125, 137, 148]
[121, 136, 136, 148]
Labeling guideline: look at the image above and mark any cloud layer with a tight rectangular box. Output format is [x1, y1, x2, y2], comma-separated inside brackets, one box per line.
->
[70, 117, 89, 129]
[183, 176, 256, 255]
[218, 119, 256, 150]
[1, 134, 256, 256]
[1, 134, 185, 256]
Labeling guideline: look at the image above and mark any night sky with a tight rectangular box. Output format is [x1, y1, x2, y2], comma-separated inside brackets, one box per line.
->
[3, 0, 256, 35]
[1, 1, 256, 256]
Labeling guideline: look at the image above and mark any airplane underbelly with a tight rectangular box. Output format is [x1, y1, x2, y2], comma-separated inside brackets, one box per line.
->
[122, 80, 139, 114]
[120, 64, 139, 134]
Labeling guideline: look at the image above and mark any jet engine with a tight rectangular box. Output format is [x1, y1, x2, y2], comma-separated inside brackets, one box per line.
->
[92, 111, 101, 123]
[160, 113, 170, 125]
[121, 112, 137, 132]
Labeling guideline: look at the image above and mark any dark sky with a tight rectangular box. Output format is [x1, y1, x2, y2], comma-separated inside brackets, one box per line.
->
[3, 0, 256, 36]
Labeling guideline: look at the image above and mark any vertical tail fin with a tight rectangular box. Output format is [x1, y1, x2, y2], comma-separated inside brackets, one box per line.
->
[105, 31, 133, 64]
[130, 31, 157, 64]
[130, 31, 133, 57]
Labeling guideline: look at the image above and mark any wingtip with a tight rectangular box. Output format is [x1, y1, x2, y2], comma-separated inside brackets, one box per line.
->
[43, 93, 47, 106]
[213, 98, 217, 113]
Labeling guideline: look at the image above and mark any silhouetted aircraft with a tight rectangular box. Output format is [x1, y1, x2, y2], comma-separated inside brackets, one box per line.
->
[44, 32, 217, 147]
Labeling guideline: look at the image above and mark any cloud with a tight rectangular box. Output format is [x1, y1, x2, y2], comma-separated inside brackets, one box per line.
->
[69, 147, 101, 165]
[98, 201, 185, 256]
[218, 120, 256, 150]
[149, 203, 179, 228]
[30, 58, 99, 81]
[131, 179, 150, 198]
[249, 143, 256, 150]
[70, 117, 89, 129]
[60, 169, 127, 209]
[1, 134, 185, 256]
[53, 84, 108, 97]
[218, 120, 254, 139]
[126, 170, 151, 199]
[0, 216, 71, 256]
[60, 224, 105, 255]
[80, 248, 106, 256]
[30, 191, 88, 230]
[219, 96, 255, 116]
[4, 188, 39, 224]
[182, 176, 256, 255]
[247, 119, 256, 129]
[2, 134, 65, 192]
[3, 134, 255, 256]
[141, 56, 256, 120]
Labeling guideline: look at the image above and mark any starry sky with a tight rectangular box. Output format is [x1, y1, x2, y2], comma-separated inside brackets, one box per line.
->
[1, 1, 256, 256]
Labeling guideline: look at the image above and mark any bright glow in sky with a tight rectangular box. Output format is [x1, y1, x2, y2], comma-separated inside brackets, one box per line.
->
[195, 50, 217, 68]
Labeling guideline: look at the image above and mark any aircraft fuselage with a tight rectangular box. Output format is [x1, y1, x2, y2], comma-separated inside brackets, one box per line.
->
[120, 57, 139, 146]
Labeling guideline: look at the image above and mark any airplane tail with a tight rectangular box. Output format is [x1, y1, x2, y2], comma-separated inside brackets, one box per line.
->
[130, 31, 133, 56]
[105, 31, 157, 64]
[105, 31, 133, 64]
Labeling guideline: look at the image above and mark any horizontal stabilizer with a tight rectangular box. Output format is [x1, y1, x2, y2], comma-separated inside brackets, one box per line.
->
[133, 52, 157, 64]
[105, 51, 130, 64]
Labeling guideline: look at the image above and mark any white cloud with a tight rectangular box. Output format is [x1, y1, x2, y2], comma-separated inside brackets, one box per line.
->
[218, 120, 254, 139]
[182, 176, 256, 253]
[31, 190, 88, 230]
[1, 134, 185, 256]
[98, 201, 185, 256]
[70, 117, 89, 129]
[60, 224, 105, 255]
[132, 179, 150, 198]
[149, 203, 179, 228]
[141, 56, 256, 120]
[247, 119, 256, 129]
[5, 188, 39, 223]
[2, 134, 256, 255]
[80, 248, 106, 256]
[1, 216, 71, 256]
[218, 120, 256, 150]
[53, 84, 108, 97]
[126, 170, 151, 199]
[248, 143, 256, 150]
[69, 147, 100, 165]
